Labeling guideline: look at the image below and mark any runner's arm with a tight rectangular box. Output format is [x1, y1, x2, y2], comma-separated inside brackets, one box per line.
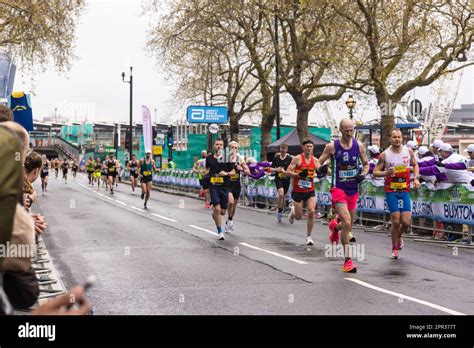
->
[358, 142, 370, 176]
[285, 156, 301, 177]
[317, 142, 334, 168]
[240, 159, 250, 176]
[409, 148, 420, 188]
[373, 152, 390, 177]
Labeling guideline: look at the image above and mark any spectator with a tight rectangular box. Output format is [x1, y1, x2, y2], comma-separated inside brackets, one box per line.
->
[366, 145, 384, 187]
[464, 144, 474, 169]
[420, 143, 473, 185]
[406, 140, 418, 152]
[0, 104, 13, 122]
[430, 139, 444, 160]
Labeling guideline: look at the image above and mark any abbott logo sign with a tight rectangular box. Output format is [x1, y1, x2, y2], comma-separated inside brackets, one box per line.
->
[187, 105, 228, 124]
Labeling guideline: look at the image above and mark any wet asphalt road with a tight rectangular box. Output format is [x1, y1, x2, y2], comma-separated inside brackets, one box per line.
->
[32, 173, 474, 315]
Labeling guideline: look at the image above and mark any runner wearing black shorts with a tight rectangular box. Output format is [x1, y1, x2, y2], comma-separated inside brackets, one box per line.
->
[270, 143, 293, 223]
[40, 155, 50, 194]
[205, 138, 236, 240]
[106, 154, 119, 194]
[127, 154, 139, 194]
[138, 150, 158, 209]
[224, 141, 250, 233]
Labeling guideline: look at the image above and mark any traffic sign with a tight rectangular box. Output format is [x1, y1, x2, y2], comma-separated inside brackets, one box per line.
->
[187, 105, 228, 124]
[410, 99, 422, 116]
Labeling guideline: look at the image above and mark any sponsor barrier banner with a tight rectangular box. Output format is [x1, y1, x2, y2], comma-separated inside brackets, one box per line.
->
[154, 171, 474, 225]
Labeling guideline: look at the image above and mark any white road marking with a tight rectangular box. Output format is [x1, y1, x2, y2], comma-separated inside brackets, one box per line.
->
[131, 206, 145, 212]
[151, 213, 177, 222]
[105, 196, 113, 201]
[188, 225, 218, 236]
[115, 200, 127, 206]
[239, 242, 308, 265]
[345, 278, 466, 316]
[97, 193, 104, 197]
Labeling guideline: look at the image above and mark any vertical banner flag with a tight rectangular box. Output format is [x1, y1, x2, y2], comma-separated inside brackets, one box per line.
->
[142, 105, 152, 152]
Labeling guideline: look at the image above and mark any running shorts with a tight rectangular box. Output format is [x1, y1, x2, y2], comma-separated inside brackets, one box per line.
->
[291, 190, 315, 203]
[386, 191, 411, 213]
[93, 172, 101, 179]
[230, 185, 241, 200]
[141, 175, 152, 184]
[274, 177, 290, 194]
[331, 187, 359, 212]
[209, 185, 229, 209]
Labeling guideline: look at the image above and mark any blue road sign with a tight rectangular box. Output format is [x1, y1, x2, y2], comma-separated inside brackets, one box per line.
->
[187, 105, 228, 124]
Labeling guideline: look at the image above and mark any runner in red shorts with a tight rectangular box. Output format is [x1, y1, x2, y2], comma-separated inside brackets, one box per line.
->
[317, 118, 369, 273]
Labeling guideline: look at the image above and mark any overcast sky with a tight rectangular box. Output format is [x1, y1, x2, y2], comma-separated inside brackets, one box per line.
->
[14, 0, 474, 126]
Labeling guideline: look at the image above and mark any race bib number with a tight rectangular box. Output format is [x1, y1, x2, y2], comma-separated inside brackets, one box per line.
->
[42, 168, 48, 173]
[143, 170, 152, 176]
[390, 181, 407, 190]
[109, 167, 116, 172]
[230, 174, 239, 181]
[394, 163, 407, 174]
[278, 172, 287, 179]
[210, 176, 224, 184]
[339, 164, 357, 180]
[298, 180, 312, 189]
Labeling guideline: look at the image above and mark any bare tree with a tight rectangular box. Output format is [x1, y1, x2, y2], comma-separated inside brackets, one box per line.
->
[332, 0, 474, 149]
[0, 0, 85, 72]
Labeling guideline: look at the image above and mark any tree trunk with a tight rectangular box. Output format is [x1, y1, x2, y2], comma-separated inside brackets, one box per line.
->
[260, 110, 275, 161]
[376, 93, 396, 150]
[296, 102, 311, 144]
[229, 111, 239, 142]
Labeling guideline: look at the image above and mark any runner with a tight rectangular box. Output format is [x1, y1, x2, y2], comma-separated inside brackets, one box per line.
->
[138, 149, 158, 209]
[106, 153, 119, 194]
[286, 137, 319, 246]
[373, 128, 420, 259]
[193, 150, 211, 208]
[116, 160, 123, 186]
[224, 141, 250, 233]
[204, 138, 236, 240]
[101, 156, 109, 189]
[40, 155, 50, 195]
[71, 158, 79, 179]
[127, 154, 139, 194]
[93, 158, 102, 188]
[316, 118, 370, 273]
[86, 157, 95, 185]
[53, 158, 60, 179]
[61, 158, 69, 183]
[270, 143, 293, 223]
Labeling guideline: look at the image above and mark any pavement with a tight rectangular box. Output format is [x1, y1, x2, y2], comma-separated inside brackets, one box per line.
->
[31, 173, 474, 315]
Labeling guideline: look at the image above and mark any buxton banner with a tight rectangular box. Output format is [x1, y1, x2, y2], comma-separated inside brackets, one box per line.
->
[153, 171, 474, 225]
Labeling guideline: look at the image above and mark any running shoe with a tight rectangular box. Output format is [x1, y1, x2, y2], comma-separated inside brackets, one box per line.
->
[218, 232, 225, 240]
[277, 212, 283, 223]
[205, 202, 211, 209]
[349, 231, 356, 243]
[141, 192, 145, 200]
[224, 220, 230, 233]
[390, 248, 399, 259]
[396, 237, 404, 250]
[227, 220, 234, 232]
[342, 259, 357, 273]
[305, 236, 314, 246]
[288, 203, 295, 224]
[329, 216, 340, 244]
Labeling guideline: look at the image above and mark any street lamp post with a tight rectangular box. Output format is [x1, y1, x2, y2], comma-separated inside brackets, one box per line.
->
[345, 95, 356, 120]
[274, 4, 281, 140]
[122, 67, 133, 160]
